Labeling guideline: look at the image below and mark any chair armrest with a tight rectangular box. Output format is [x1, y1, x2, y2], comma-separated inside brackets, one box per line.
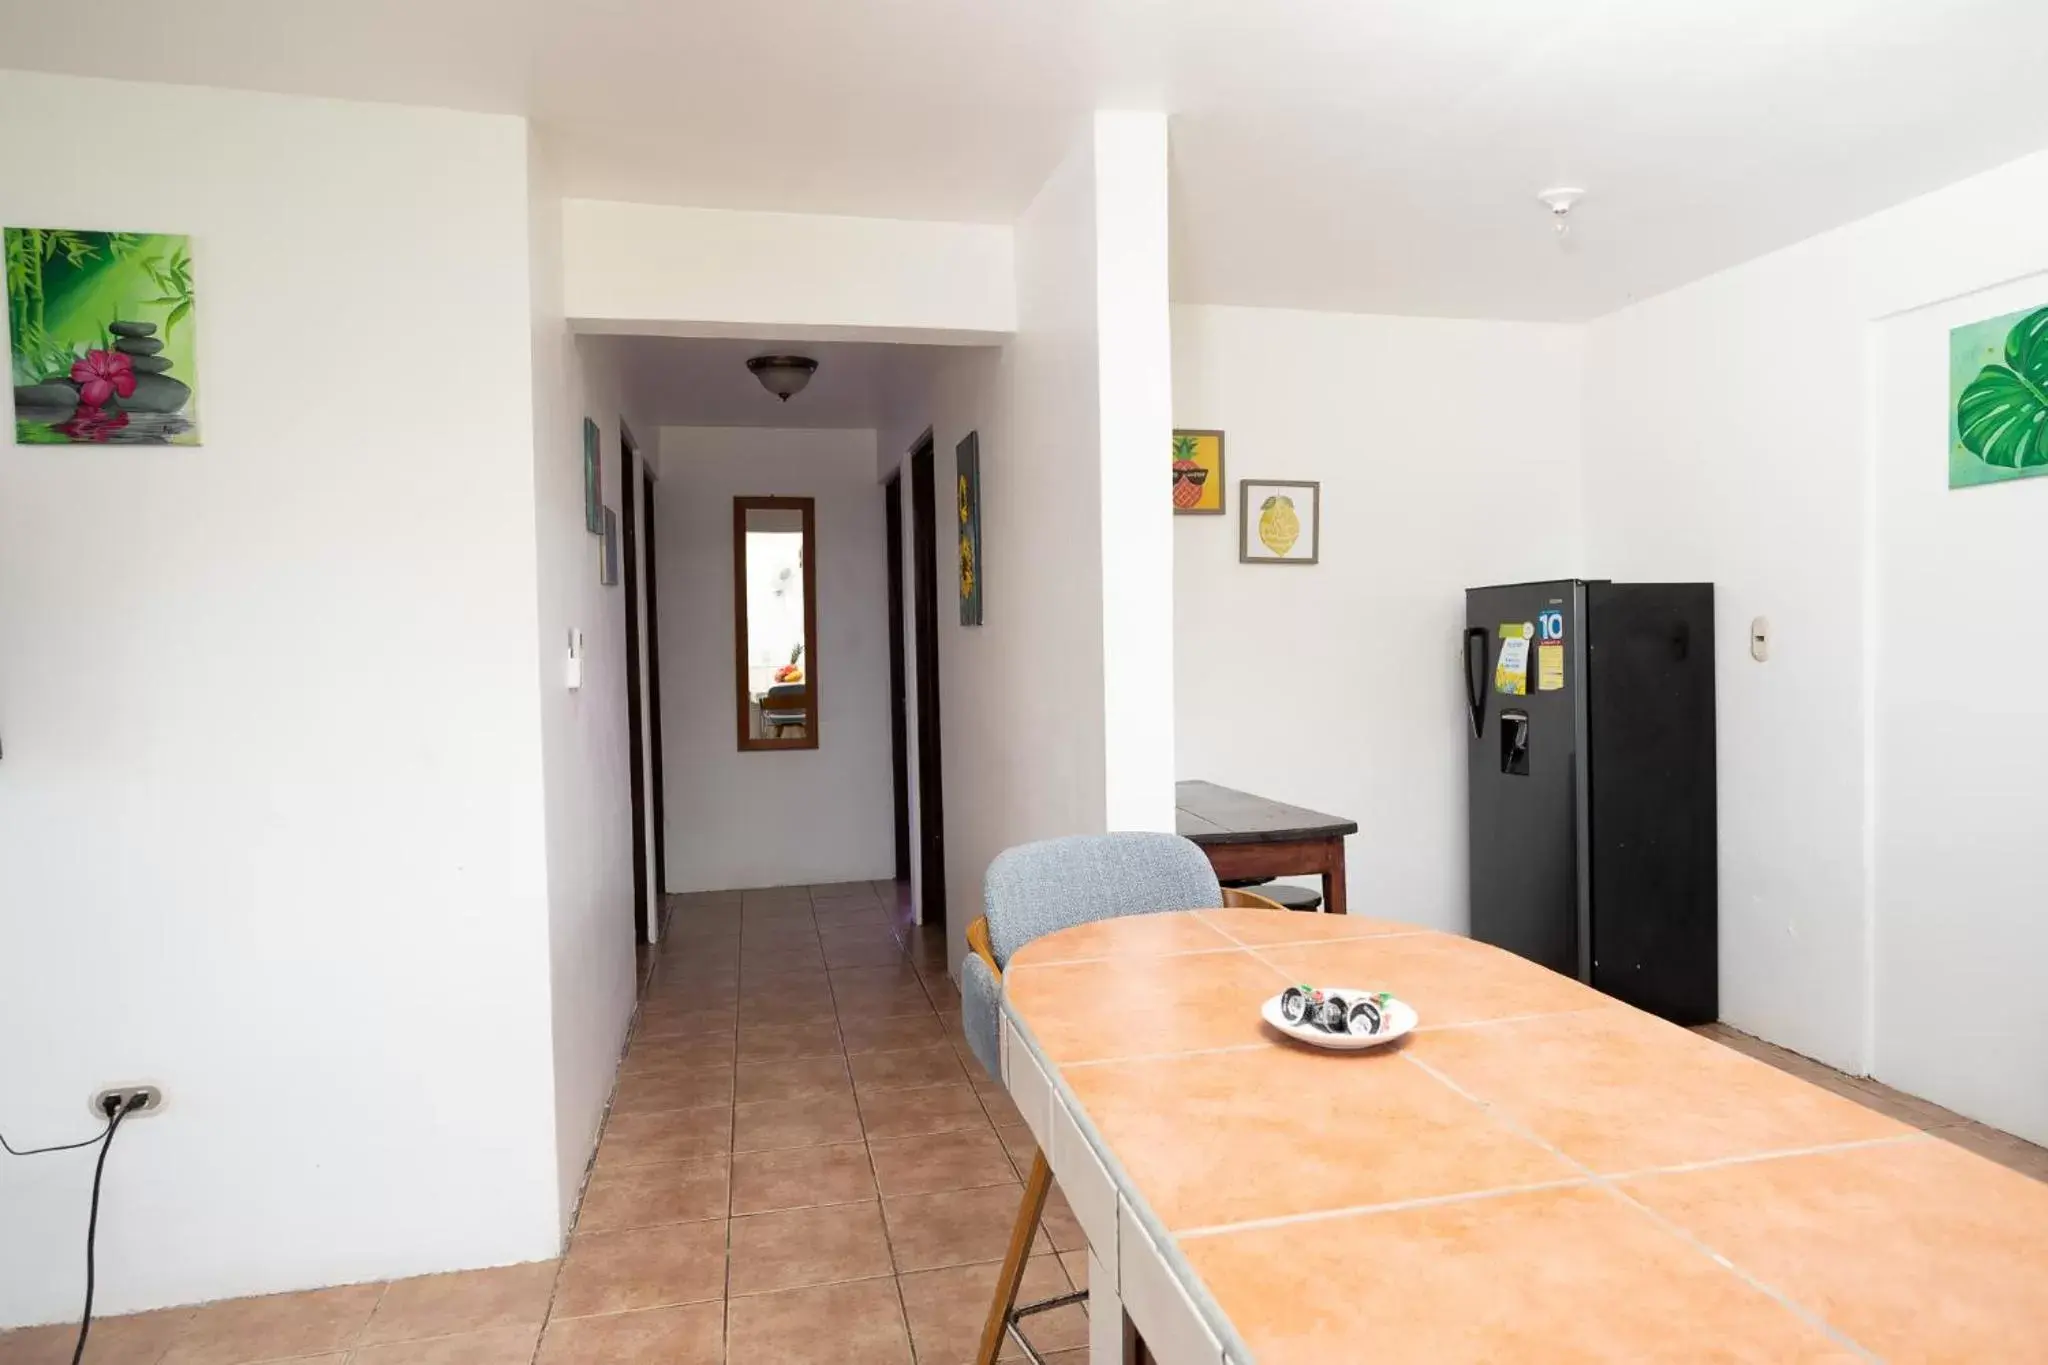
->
[1220, 887, 1287, 912]
[967, 914, 1001, 978]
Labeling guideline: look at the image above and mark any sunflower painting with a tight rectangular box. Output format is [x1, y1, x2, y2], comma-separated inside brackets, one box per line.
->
[7, 227, 200, 445]
[957, 430, 983, 626]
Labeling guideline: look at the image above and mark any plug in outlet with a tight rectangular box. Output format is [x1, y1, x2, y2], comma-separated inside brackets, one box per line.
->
[92, 1085, 164, 1119]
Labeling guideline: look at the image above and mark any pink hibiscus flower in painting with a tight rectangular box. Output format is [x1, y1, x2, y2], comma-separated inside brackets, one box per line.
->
[58, 404, 131, 442]
[70, 350, 137, 407]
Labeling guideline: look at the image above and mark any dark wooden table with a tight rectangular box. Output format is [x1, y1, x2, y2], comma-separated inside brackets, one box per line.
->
[1175, 780, 1358, 915]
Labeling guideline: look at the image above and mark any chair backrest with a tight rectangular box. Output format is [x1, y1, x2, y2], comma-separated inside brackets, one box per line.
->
[982, 831, 1222, 967]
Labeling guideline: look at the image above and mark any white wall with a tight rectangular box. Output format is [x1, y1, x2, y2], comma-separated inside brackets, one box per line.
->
[1172, 305, 1585, 930]
[527, 146, 645, 1224]
[880, 113, 1176, 977]
[0, 72, 561, 1326]
[1873, 272, 2048, 1148]
[1583, 145, 2048, 1136]
[654, 426, 895, 891]
[564, 200, 1015, 341]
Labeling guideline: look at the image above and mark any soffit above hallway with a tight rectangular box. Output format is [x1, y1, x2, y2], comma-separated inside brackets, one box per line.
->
[9, 0, 2048, 320]
[587, 335, 952, 429]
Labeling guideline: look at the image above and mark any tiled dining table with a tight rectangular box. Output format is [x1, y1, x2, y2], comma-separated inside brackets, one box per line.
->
[997, 907, 2048, 1363]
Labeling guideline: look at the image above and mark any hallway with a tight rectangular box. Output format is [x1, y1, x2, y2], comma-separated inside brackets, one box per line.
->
[0, 882, 1085, 1365]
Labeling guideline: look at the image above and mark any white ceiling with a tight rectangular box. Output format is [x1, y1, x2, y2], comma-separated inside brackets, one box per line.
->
[588, 335, 951, 431]
[8, 0, 2048, 319]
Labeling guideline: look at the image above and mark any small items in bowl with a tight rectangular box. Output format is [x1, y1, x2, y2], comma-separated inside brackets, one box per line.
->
[1279, 984, 1395, 1038]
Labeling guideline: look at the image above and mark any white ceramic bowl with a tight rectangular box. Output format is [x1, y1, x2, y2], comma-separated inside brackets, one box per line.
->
[1260, 987, 1418, 1051]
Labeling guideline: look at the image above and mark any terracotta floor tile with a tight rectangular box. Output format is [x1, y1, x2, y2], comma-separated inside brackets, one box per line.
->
[733, 1055, 853, 1105]
[360, 1262, 555, 1344]
[857, 1082, 995, 1141]
[838, 1012, 948, 1055]
[868, 1127, 1016, 1197]
[1039, 1185, 1085, 1253]
[883, 1185, 1047, 1273]
[349, 1325, 539, 1365]
[611, 1067, 736, 1116]
[161, 1284, 382, 1365]
[732, 1091, 865, 1152]
[1193, 905, 1421, 947]
[735, 1022, 843, 1062]
[620, 1034, 736, 1077]
[729, 1141, 878, 1215]
[552, 1220, 727, 1319]
[727, 1201, 893, 1296]
[1259, 932, 1609, 1027]
[1190, 1185, 1855, 1363]
[993, 1123, 1038, 1177]
[829, 965, 930, 994]
[823, 942, 913, 970]
[1003, 951, 1289, 1064]
[1624, 1139, 2048, 1360]
[0, 1307, 192, 1365]
[1410, 1008, 1909, 1173]
[533, 1302, 723, 1365]
[1069, 1046, 1573, 1230]
[595, 1106, 733, 1169]
[976, 1084, 1023, 1127]
[849, 1043, 968, 1094]
[579, 1156, 730, 1233]
[635, 1007, 738, 1042]
[833, 987, 939, 1020]
[897, 1254, 1078, 1364]
[724, 1276, 912, 1364]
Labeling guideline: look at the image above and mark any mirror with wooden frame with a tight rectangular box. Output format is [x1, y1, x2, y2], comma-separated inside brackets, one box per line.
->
[734, 496, 818, 751]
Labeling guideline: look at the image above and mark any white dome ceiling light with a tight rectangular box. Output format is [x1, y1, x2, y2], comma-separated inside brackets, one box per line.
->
[746, 354, 819, 402]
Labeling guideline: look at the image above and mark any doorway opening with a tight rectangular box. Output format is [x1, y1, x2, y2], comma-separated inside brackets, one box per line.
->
[620, 423, 666, 945]
[885, 472, 911, 884]
[908, 434, 947, 928]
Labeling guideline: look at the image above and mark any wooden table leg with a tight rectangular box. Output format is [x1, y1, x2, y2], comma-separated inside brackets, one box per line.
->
[1322, 836, 1348, 915]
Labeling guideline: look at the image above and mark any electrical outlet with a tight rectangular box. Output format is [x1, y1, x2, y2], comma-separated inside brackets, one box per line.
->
[92, 1085, 164, 1119]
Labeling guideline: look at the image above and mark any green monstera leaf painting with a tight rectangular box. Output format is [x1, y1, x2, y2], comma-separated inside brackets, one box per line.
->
[1951, 305, 2048, 489]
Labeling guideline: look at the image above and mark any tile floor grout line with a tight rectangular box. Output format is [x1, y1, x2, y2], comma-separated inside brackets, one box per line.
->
[1400, 1050, 1888, 1364]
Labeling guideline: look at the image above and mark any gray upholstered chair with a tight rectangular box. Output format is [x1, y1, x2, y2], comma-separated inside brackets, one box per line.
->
[960, 832, 1282, 1365]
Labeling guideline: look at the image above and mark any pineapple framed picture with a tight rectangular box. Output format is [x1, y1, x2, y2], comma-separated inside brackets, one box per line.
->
[1240, 480, 1320, 565]
[1172, 429, 1225, 514]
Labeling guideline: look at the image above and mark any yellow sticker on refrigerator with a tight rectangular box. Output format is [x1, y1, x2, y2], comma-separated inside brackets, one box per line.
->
[1495, 621, 1533, 695]
[1535, 609, 1565, 691]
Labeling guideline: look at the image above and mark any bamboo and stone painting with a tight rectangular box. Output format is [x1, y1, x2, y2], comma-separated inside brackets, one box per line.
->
[7, 228, 200, 445]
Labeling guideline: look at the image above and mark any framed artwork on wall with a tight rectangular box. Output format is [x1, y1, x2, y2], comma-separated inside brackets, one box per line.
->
[1951, 304, 2048, 489]
[601, 506, 620, 585]
[958, 430, 983, 626]
[583, 417, 602, 531]
[1239, 479, 1320, 565]
[1172, 429, 1225, 514]
[7, 227, 201, 445]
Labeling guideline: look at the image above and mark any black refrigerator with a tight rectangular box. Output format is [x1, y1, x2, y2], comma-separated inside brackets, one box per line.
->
[1462, 580, 1718, 1025]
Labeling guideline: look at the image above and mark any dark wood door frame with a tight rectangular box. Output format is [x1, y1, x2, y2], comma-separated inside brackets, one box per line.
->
[908, 435, 947, 927]
[621, 424, 651, 945]
[642, 464, 668, 914]
[884, 472, 911, 883]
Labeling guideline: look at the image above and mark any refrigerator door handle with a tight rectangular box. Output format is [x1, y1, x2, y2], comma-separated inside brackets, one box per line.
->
[1463, 626, 1489, 738]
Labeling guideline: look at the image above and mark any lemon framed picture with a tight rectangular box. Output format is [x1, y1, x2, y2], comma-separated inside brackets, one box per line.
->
[1172, 429, 1225, 514]
[1240, 479, 1319, 565]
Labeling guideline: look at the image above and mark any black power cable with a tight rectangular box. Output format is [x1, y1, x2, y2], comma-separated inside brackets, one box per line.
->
[1, 1095, 144, 1365]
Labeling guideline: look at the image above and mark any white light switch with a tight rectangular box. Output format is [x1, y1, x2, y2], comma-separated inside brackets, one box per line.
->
[1750, 616, 1769, 663]
[566, 629, 584, 690]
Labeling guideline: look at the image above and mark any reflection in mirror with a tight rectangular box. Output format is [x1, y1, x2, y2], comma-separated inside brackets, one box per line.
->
[734, 497, 817, 750]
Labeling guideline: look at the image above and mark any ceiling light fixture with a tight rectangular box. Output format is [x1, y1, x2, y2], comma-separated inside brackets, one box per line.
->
[746, 354, 819, 402]
[1537, 187, 1585, 239]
